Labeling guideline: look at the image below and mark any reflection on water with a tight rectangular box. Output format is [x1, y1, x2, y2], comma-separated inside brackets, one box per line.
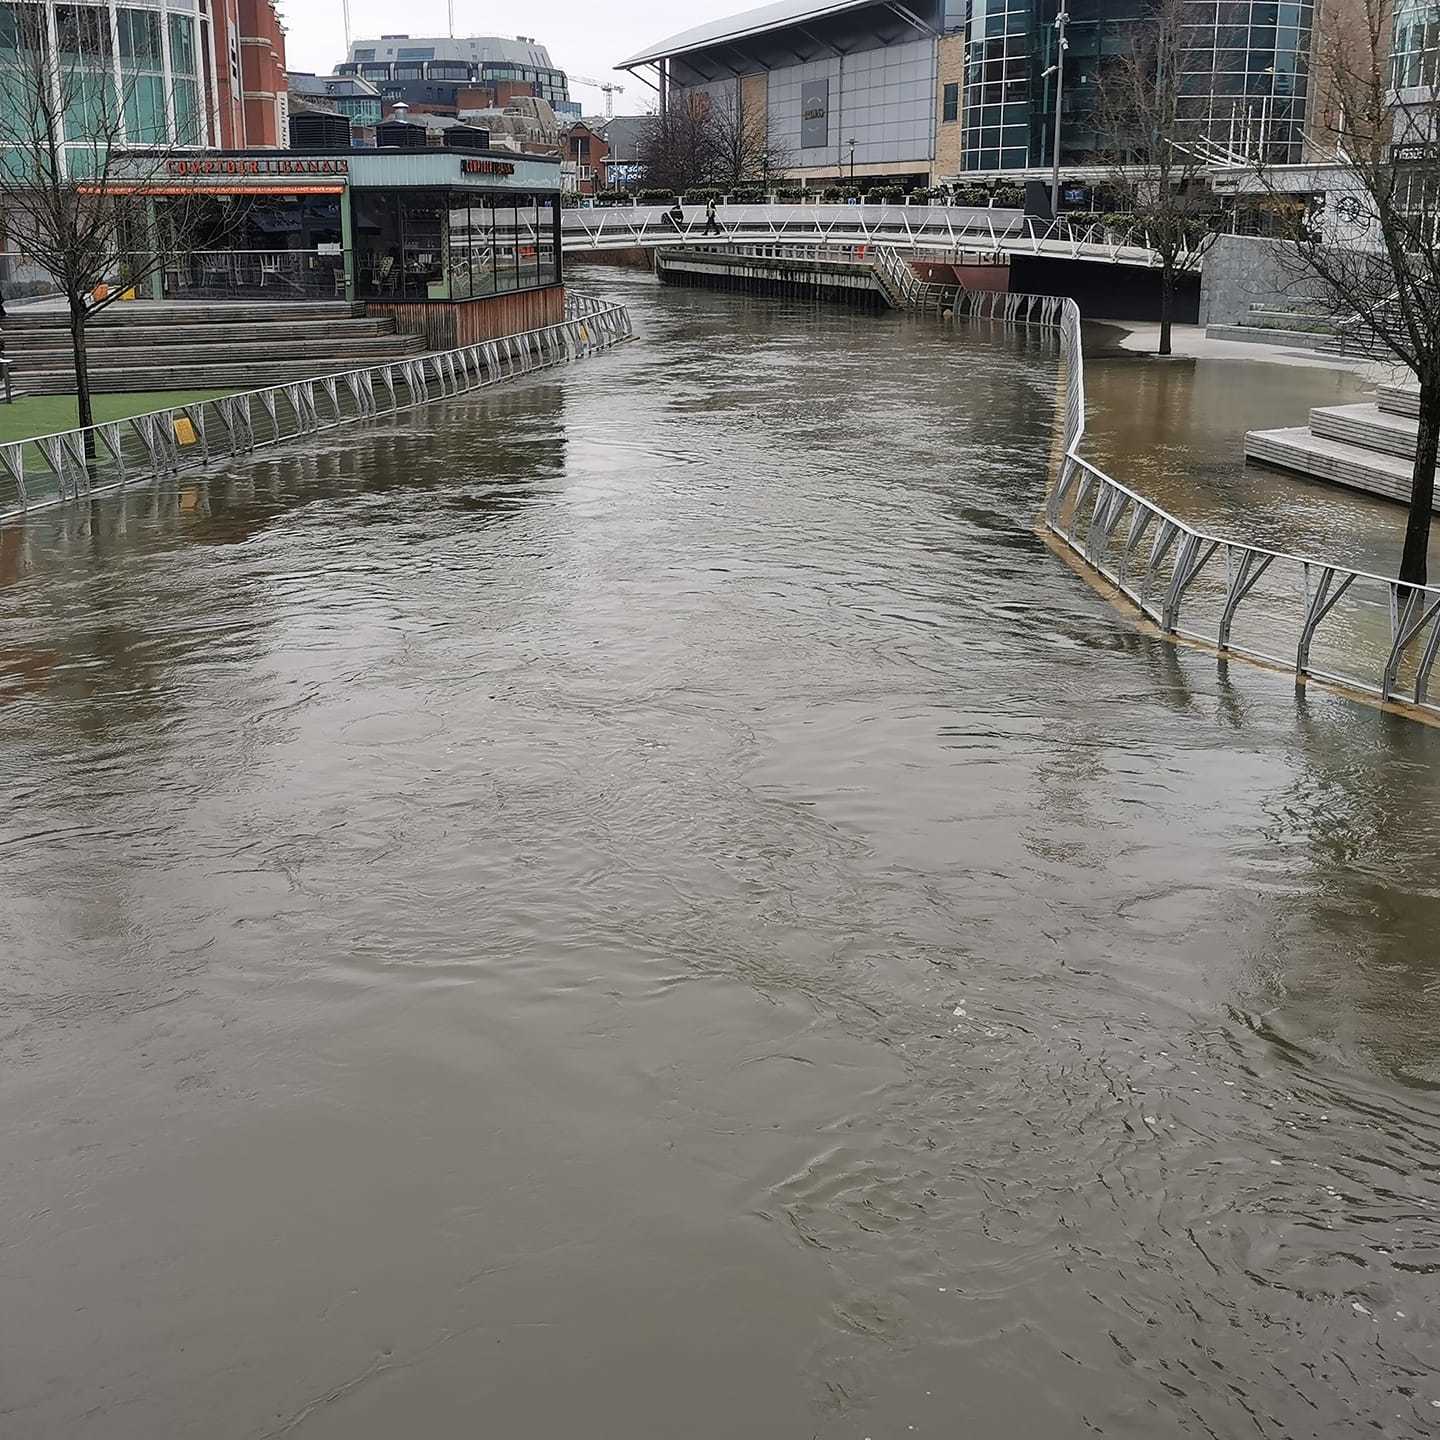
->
[1, 268, 1439, 1439]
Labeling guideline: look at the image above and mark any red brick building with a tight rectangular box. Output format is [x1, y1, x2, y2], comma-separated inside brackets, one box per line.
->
[565, 121, 609, 196]
[212, 0, 290, 149]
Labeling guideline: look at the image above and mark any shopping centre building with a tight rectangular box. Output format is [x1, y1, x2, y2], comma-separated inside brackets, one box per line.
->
[620, 0, 1321, 185]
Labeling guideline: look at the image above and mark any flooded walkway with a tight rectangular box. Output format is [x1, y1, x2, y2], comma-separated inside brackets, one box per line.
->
[2, 270, 1438, 1439]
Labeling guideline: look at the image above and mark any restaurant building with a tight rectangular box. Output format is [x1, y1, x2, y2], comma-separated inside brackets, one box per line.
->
[127, 146, 564, 348]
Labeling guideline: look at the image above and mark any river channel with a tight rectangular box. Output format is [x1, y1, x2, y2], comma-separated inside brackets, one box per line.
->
[2, 269, 1438, 1439]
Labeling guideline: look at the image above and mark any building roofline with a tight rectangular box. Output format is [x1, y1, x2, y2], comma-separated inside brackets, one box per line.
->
[618, 0, 891, 69]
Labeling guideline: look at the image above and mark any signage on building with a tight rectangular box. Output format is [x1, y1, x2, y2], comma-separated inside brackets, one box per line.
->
[801, 79, 829, 150]
[462, 158, 517, 176]
[1390, 142, 1440, 163]
[166, 158, 351, 177]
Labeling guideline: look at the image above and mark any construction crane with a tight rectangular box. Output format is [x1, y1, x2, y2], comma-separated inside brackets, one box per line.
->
[569, 74, 626, 118]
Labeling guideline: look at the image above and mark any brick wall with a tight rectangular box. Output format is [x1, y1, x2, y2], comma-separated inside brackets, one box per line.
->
[238, 0, 288, 149]
[933, 33, 964, 183]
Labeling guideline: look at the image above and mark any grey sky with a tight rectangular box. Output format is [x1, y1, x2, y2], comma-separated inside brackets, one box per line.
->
[279, 0, 693, 111]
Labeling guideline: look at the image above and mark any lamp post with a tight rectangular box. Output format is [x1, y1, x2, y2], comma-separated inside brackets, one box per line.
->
[1259, 64, 1277, 164]
[1048, 7, 1070, 222]
[848, 137, 856, 185]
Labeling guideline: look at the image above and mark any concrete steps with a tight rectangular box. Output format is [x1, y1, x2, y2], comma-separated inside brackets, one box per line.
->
[1205, 322, 1345, 352]
[1308, 401, 1420, 459]
[20, 357, 415, 396]
[1245, 383, 1440, 510]
[3, 300, 367, 328]
[5, 322, 402, 352]
[1378, 384, 1420, 418]
[1244, 426, 1434, 508]
[3, 299, 426, 394]
[12, 335, 425, 367]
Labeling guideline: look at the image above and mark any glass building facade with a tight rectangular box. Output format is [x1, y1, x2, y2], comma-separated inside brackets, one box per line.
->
[0, 0, 215, 174]
[1392, 0, 1440, 93]
[961, 0, 1315, 171]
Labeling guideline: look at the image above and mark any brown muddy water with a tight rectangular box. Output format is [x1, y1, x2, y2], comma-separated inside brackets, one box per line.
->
[1, 269, 1438, 1440]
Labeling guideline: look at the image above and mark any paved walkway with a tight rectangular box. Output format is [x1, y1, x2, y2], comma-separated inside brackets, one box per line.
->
[1102, 321, 1400, 384]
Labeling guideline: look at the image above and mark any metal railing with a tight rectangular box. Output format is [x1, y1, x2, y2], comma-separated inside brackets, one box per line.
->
[0, 299, 634, 520]
[561, 205, 1185, 269]
[1040, 294, 1440, 715]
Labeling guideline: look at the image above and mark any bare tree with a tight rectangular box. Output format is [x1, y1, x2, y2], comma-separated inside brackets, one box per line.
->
[708, 89, 792, 191]
[1095, 0, 1227, 355]
[638, 84, 792, 193]
[0, 5, 232, 433]
[635, 94, 716, 194]
[1254, 0, 1440, 586]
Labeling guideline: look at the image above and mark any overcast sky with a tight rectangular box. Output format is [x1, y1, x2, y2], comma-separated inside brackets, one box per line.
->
[280, 0, 701, 111]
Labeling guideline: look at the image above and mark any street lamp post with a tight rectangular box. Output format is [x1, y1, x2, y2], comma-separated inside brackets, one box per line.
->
[1049, 7, 1070, 221]
[848, 137, 856, 185]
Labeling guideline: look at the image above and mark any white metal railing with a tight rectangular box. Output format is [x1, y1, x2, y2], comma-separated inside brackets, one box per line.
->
[0, 300, 634, 520]
[1041, 295, 1440, 715]
[561, 205, 1184, 270]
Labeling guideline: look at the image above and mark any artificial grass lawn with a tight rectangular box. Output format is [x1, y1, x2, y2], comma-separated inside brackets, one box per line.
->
[0, 390, 230, 446]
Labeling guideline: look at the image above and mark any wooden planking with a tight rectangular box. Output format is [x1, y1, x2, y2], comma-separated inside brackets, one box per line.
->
[369, 287, 565, 351]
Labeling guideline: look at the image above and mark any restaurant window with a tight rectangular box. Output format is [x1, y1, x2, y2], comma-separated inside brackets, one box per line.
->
[400, 196, 445, 299]
[536, 197, 558, 285]
[447, 199, 497, 299]
[354, 191, 402, 298]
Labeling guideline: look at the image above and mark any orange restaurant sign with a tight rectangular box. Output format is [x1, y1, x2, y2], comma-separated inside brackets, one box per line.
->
[167, 158, 351, 177]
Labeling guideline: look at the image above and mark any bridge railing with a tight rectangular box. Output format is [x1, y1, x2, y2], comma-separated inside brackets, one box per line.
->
[561, 205, 1172, 267]
[0, 300, 633, 521]
[1041, 295, 1440, 714]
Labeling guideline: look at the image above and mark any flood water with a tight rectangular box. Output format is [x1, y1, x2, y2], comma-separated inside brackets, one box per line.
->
[3, 270, 1439, 1440]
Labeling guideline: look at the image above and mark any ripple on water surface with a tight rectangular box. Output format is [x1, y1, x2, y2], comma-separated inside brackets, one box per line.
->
[1, 272, 1439, 1439]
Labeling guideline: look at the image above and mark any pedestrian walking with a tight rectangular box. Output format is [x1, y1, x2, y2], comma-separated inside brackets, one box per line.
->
[704, 198, 721, 235]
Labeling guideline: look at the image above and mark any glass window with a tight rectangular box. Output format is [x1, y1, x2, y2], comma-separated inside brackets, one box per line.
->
[491, 201, 520, 293]
[168, 14, 197, 76]
[174, 77, 200, 144]
[118, 8, 163, 70]
[354, 192, 402, 299]
[942, 80, 959, 122]
[399, 194, 445, 300]
[537, 197, 558, 285]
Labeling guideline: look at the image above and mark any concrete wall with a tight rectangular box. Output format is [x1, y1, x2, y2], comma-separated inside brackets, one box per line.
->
[1010, 255, 1201, 323]
[766, 38, 936, 177]
[1197, 234, 1329, 326]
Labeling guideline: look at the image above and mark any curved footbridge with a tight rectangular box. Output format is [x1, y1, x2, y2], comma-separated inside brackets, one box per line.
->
[561, 204, 1169, 271]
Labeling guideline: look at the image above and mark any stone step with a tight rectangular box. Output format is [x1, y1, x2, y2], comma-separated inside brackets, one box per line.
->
[1309, 402, 1420, 460]
[1244, 425, 1440, 510]
[1379, 384, 1421, 418]
[1242, 310, 1343, 334]
[4, 321, 400, 351]
[19, 356, 423, 395]
[1247, 298, 1333, 316]
[1205, 323, 1344, 351]
[9, 335, 425, 367]
[2, 301, 364, 328]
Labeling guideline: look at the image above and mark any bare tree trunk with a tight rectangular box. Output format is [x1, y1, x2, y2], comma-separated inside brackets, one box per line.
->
[68, 293, 94, 436]
[1158, 262, 1174, 356]
[1400, 373, 1440, 588]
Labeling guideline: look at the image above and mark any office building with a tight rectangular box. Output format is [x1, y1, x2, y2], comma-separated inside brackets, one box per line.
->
[964, 0, 1318, 174]
[338, 34, 572, 118]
